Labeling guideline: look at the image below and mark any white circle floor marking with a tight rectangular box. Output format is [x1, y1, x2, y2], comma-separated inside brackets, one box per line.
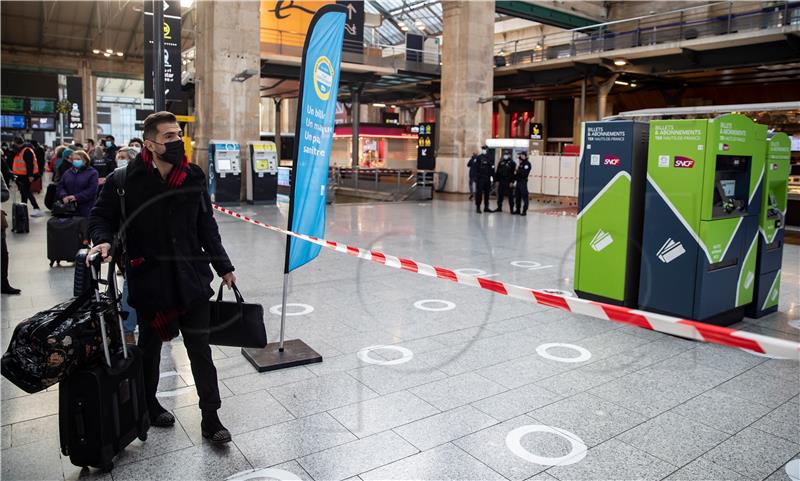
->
[536, 343, 592, 363]
[786, 459, 800, 481]
[226, 467, 303, 481]
[506, 425, 588, 466]
[357, 345, 414, 366]
[455, 268, 487, 276]
[269, 303, 314, 316]
[413, 299, 456, 312]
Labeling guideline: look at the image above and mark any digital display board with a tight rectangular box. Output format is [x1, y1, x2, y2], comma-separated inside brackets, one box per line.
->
[1, 97, 25, 113]
[30, 116, 56, 131]
[29, 98, 56, 113]
[1, 115, 26, 129]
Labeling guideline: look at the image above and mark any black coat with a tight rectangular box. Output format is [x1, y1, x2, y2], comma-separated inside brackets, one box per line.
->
[88, 158, 234, 311]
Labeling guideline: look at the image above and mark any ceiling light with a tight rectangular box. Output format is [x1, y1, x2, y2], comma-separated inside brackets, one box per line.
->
[116, 52, 124, 57]
[398, 20, 405, 27]
[630, 82, 637, 88]
[614, 80, 629, 86]
[400, 25, 409, 31]
[103, 52, 111, 57]
[106, 48, 113, 53]
[92, 49, 100, 54]
[419, 24, 426, 30]
[415, 20, 423, 26]
[180, 0, 193, 7]
[534, 43, 542, 50]
[614, 58, 627, 66]
[372, 103, 386, 107]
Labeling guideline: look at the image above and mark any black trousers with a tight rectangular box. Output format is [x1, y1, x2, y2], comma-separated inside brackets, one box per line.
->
[138, 299, 221, 412]
[475, 178, 492, 209]
[15, 177, 40, 210]
[1, 233, 10, 288]
[496, 181, 514, 211]
[515, 181, 529, 213]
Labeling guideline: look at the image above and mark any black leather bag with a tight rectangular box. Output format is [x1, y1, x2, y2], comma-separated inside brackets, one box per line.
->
[208, 283, 267, 348]
[51, 199, 78, 218]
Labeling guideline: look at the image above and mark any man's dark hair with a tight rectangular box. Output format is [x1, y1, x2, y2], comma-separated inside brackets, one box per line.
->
[86, 138, 95, 145]
[105, 135, 115, 142]
[13, 136, 23, 145]
[73, 143, 84, 149]
[128, 137, 143, 146]
[143, 111, 177, 141]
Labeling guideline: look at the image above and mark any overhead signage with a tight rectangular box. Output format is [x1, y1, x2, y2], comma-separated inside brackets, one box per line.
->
[260, 1, 333, 47]
[417, 122, 436, 170]
[336, 0, 363, 55]
[406, 33, 423, 63]
[1, 97, 25, 113]
[144, 0, 182, 101]
[530, 122, 543, 140]
[65, 76, 84, 130]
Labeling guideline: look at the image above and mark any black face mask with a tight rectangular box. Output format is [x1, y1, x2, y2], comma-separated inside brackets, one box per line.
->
[159, 139, 184, 166]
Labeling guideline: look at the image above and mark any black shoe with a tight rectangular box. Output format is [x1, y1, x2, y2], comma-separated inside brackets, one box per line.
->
[475, 206, 481, 213]
[511, 210, 519, 215]
[149, 403, 175, 427]
[1, 286, 21, 295]
[469, 195, 473, 200]
[521, 211, 527, 216]
[201, 411, 231, 444]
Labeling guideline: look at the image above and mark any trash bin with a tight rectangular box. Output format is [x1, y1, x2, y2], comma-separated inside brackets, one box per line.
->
[435, 172, 448, 192]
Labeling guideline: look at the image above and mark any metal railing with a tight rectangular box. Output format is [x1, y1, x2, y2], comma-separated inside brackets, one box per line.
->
[329, 167, 432, 202]
[495, 1, 800, 67]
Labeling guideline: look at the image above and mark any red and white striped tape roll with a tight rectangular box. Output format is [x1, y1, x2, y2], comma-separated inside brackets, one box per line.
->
[212, 204, 800, 360]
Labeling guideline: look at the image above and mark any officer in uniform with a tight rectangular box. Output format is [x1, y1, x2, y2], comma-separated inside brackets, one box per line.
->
[474, 145, 494, 214]
[513, 151, 531, 216]
[494, 150, 516, 213]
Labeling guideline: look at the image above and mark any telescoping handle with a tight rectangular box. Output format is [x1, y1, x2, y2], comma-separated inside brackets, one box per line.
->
[88, 253, 128, 367]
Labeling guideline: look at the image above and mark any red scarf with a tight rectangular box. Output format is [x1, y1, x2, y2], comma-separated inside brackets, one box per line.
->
[141, 147, 189, 189]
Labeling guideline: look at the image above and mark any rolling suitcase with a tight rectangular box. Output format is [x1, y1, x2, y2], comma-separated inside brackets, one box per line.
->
[59, 256, 149, 471]
[11, 189, 29, 233]
[47, 216, 86, 266]
[73, 249, 93, 297]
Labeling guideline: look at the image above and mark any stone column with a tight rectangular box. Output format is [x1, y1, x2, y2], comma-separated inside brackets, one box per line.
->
[72, 60, 97, 143]
[194, 0, 261, 201]
[438, 0, 494, 193]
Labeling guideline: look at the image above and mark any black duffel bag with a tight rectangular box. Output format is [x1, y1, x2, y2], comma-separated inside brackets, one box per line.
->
[207, 283, 267, 349]
[51, 199, 78, 218]
[1, 290, 121, 394]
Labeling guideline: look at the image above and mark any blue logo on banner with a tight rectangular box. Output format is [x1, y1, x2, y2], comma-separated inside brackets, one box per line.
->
[287, 7, 346, 272]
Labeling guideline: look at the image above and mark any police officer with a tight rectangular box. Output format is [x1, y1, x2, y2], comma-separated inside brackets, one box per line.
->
[474, 145, 494, 214]
[494, 150, 516, 213]
[513, 152, 531, 216]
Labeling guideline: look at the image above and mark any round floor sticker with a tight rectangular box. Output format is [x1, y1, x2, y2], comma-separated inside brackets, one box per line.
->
[786, 459, 800, 481]
[226, 467, 303, 481]
[413, 299, 456, 312]
[536, 343, 592, 363]
[506, 425, 588, 466]
[269, 303, 314, 316]
[357, 345, 414, 365]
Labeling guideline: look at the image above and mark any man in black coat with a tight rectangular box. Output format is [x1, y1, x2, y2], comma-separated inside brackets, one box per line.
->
[494, 150, 516, 213]
[513, 151, 531, 216]
[88, 111, 236, 444]
[474, 145, 494, 214]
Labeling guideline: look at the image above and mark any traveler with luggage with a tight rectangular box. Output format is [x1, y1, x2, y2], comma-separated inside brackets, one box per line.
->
[9, 136, 44, 218]
[1, 173, 21, 294]
[88, 111, 237, 444]
[474, 145, 494, 214]
[494, 150, 516, 213]
[513, 151, 531, 216]
[57, 150, 99, 218]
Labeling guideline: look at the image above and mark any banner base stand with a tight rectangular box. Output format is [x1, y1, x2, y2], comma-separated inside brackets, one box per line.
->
[241, 339, 323, 372]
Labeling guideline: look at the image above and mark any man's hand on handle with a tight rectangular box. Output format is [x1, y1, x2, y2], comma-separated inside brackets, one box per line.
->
[222, 272, 236, 289]
[86, 243, 112, 265]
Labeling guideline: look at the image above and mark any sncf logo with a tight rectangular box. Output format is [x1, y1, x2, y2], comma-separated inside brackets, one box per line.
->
[603, 155, 621, 166]
[673, 156, 695, 168]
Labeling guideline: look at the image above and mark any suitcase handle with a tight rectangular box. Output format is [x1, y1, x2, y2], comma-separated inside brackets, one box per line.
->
[89, 253, 128, 366]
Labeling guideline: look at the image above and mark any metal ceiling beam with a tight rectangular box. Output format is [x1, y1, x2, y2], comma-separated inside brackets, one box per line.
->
[38, 2, 46, 49]
[495, 1, 599, 30]
[83, 3, 96, 52]
[367, 1, 404, 38]
[125, 9, 143, 56]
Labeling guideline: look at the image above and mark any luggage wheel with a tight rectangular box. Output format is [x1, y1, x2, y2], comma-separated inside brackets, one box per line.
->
[139, 433, 148, 442]
[49, 261, 54, 267]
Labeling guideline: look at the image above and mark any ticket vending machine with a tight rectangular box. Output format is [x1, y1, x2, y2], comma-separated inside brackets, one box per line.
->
[747, 132, 791, 318]
[574, 121, 649, 307]
[246, 141, 279, 204]
[638, 114, 765, 325]
[208, 140, 242, 205]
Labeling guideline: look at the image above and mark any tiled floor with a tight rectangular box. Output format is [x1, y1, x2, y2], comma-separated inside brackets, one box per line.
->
[2, 195, 799, 481]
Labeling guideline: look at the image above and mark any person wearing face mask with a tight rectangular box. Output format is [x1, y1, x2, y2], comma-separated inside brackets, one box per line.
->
[474, 145, 494, 214]
[56, 150, 98, 218]
[513, 152, 531, 216]
[494, 150, 516, 213]
[88, 111, 236, 444]
[103, 135, 119, 162]
[128, 137, 144, 155]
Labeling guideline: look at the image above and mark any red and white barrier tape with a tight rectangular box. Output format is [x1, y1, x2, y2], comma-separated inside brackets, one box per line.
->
[212, 204, 800, 360]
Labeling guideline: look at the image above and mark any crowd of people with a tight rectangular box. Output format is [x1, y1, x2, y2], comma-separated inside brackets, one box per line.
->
[0, 134, 144, 294]
[467, 146, 532, 215]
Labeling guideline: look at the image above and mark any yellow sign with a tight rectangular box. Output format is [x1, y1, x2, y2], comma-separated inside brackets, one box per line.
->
[163, 22, 171, 40]
[175, 115, 195, 123]
[260, 1, 333, 47]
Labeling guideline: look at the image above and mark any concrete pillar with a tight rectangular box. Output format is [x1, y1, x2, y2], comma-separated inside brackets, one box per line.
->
[274, 98, 282, 160]
[72, 60, 96, 143]
[595, 75, 618, 121]
[351, 86, 360, 168]
[194, 0, 260, 202]
[438, 0, 494, 193]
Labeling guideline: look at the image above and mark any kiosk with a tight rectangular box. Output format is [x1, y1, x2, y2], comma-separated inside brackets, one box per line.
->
[574, 121, 649, 306]
[747, 132, 791, 318]
[246, 141, 279, 204]
[638, 114, 765, 325]
[208, 140, 242, 205]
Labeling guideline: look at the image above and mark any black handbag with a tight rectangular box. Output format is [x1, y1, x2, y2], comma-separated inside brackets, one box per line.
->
[52, 199, 78, 217]
[44, 183, 57, 210]
[208, 283, 267, 348]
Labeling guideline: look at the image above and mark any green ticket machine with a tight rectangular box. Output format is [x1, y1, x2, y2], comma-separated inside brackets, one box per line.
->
[746, 132, 791, 318]
[638, 114, 765, 325]
[574, 121, 650, 306]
